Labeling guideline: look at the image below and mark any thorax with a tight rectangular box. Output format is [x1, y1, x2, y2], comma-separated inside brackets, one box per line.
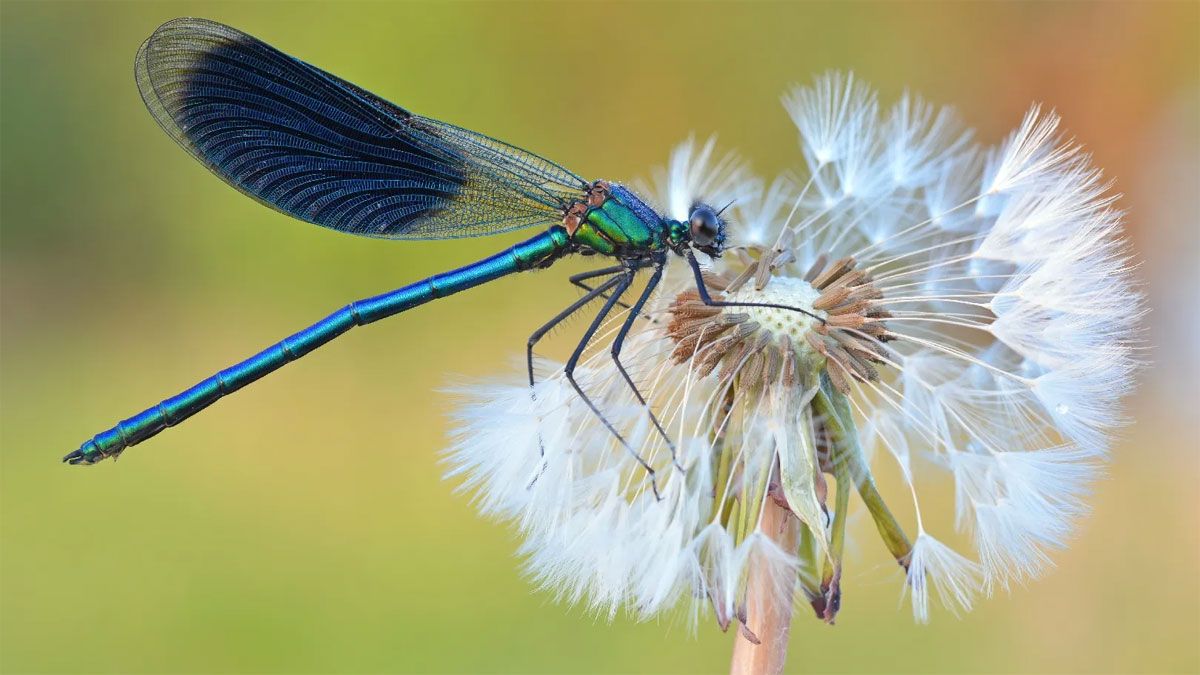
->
[562, 181, 666, 259]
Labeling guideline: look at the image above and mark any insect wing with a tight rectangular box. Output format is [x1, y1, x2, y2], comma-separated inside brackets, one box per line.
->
[135, 18, 588, 239]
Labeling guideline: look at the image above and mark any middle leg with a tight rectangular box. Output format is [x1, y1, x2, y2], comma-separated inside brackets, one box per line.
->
[527, 272, 623, 387]
[564, 269, 665, 500]
[524, 273, 624, 490]
[571, 265, 632, 310]
[607, 258, 682, 469]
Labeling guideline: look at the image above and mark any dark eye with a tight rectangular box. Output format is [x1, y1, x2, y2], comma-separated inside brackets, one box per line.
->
[689, 206, 720, 247]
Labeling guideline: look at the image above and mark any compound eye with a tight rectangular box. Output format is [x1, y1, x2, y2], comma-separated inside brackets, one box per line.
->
[689, 207, 720, 247]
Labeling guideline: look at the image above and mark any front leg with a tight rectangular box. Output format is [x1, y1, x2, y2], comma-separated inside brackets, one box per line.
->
[686, 251, 826, 324]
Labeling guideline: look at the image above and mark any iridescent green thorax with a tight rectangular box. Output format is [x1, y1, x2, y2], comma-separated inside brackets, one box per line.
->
[566, 181, 667, 257]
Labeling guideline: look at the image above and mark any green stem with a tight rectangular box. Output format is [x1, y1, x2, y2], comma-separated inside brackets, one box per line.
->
[821, 466, 850, 587]
[739, 441, 773, 544]
[813, 374, 913, 569]
[712, 388, 737, 521]
[727, 494, 744, 543]
[810, 455, 849, 622]
[794, 525, 824, 614]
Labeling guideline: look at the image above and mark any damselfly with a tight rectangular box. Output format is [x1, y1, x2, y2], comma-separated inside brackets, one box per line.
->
[64, 18, 820, 493]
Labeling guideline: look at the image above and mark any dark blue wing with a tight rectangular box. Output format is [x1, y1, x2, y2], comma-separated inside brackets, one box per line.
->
[134, 18, 588, 239]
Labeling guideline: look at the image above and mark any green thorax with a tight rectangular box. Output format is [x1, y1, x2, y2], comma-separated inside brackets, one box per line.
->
[572, 184, 667, 256]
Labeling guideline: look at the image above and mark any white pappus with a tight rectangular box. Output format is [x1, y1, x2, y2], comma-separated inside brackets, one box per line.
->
[444, 72, 1143, 630]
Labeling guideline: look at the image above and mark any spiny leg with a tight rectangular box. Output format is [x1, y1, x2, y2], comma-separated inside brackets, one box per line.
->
[686, 251, 826, 324]
[564, 270, 665, 501]
[570, 265, 632, 311]
[607, 259, 682, 470]
[574, 270, 661, 326]
[524, 273, 623, 489]
[528, 270, 624, 387]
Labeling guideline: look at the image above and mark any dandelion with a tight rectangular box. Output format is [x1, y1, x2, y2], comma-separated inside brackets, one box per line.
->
[446, 72, 1142, 669]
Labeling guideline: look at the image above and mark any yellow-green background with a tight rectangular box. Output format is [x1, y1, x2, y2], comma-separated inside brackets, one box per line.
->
[2, 2, 1196, 673]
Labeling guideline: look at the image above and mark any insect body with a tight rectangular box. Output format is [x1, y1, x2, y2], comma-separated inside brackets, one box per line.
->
[65, 18, 818, 487]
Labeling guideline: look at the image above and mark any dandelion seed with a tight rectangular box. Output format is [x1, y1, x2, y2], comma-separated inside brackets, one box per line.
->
[446, 72, 1142, 635]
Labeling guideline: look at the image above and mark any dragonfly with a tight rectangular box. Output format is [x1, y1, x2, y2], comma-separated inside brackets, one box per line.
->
[64, 18, 821, 495]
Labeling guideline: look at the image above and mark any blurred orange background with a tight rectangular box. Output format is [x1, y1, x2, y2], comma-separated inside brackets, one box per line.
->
[2, 2, 1196, 673]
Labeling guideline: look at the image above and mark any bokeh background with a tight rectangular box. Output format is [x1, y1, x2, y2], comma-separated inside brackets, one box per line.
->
[2, 2, 1196, 673]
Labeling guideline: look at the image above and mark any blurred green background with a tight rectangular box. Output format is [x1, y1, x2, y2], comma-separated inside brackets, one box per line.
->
[2, 2, 1197, 673]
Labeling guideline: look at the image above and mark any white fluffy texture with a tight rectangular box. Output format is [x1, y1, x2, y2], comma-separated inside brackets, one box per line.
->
[445, 72, 1141, 624]
[637, 134, 758, 223]
[905, 532, 982, 623]
[779, 72, 1139, 607]
[446, 352, 805, 625]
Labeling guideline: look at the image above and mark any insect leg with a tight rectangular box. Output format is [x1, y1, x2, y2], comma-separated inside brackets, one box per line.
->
[523, 273, 624, 490]
[564, 270, 664, 501]
[527, 272, 623, 387]
[685, 251, 826, 324]
[607, 259, 682, 470]
[570, 265, 632, 310]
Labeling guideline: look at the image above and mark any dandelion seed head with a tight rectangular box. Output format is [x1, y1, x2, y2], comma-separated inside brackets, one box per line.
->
[445, 72, 1143, 629]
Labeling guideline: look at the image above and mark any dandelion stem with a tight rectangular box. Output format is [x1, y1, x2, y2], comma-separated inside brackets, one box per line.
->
[730, 489, 800, 675]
